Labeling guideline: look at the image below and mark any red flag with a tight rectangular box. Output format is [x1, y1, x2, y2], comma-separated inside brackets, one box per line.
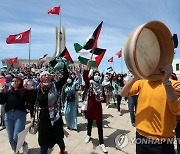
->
[19, 63, 24, 69]
[6, 29, 30, 44]
[108, 57, 113, 62]
[48, 6, 60, 15]
[60, 47, 74, 63]
[8, 57, 18, 65]
[116, 50, 122, 58]
[0, 77, 6, 86]
[95, 50, 106, 66]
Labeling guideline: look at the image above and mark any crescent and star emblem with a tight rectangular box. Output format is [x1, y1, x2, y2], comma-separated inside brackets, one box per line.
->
[15, 34, 22, 40]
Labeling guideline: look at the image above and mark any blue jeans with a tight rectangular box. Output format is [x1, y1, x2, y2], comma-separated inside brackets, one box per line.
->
[4, 110, 26, 152]
[127, 95, 138, 124]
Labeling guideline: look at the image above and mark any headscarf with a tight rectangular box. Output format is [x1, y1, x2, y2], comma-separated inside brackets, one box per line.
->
[40, 71, 52, 90]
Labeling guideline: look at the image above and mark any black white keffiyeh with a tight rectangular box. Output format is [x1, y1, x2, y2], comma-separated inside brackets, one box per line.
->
[89, 80, 103, 101]
[48, 83, 61, 126]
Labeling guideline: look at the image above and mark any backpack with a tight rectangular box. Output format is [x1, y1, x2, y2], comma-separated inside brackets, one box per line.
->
[66, 91, 75, 101]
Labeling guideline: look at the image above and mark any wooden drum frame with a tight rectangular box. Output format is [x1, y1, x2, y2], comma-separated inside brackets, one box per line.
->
[124, 20, 174, 81]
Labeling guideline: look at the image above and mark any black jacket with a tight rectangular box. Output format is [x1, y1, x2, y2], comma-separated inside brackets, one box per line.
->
[0, 88, 28, 113]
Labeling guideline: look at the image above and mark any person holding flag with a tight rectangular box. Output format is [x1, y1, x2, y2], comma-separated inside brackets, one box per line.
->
[32, 60, 69, 154]
[83, 60, 108, 153]
[61, 69, 82, 131]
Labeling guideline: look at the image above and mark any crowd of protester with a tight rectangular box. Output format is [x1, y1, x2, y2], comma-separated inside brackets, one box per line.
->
[0, 61, 180, 154]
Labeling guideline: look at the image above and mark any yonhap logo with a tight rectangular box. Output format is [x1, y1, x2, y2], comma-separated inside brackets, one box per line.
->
[115, 134, 129, 150]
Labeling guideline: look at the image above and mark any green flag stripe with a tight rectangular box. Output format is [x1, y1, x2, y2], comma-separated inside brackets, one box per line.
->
[78, 56, 97, 67]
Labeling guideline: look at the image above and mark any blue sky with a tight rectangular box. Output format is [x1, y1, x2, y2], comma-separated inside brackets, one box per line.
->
[0, 0, 180, 73]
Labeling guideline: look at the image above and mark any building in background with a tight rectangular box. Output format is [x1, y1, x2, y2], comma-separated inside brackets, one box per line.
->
[1, 58, 39, 68]
[172, 59, 180, 79]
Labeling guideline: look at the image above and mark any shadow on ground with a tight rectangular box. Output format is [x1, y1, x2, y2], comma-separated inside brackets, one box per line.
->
[105, 129, 130, 148]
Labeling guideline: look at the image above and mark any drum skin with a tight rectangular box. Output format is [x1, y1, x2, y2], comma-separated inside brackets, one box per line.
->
[124, 20, 174, 81]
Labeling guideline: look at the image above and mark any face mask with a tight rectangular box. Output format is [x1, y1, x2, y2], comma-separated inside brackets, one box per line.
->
[11, 82, 14, 87]
[42, 82, 51, 87]
[67, 78, 72, 84]
[94, 75, 100, 82]
[71, 74, 75, 79]
[41, 82, 51, 90]
[118, 77, 121, 80]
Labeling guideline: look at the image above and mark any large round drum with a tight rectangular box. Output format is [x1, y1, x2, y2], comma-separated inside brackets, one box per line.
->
[124, 20, 174, 81]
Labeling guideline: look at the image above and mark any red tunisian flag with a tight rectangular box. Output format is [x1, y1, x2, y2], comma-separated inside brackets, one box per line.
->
[116, 50, 122, 58]
[48, 6, 60, 15]
[108, 57, 113, 62]
[6, 29, 30, 44]
[8, 57, 18, 65]
[0, 77, 6, 86]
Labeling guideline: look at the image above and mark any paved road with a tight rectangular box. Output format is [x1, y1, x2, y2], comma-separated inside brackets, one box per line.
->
[0, 100, 137, 154]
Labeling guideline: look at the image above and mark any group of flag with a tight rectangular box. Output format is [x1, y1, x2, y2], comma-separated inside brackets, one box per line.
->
[4, 5, 124, 69]
[4, 6, 60, 66]
[108, 50, 122, 62]
[5, 6, 60, 45]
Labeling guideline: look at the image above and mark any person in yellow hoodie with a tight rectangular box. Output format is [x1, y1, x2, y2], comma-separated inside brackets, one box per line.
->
[120, 65, 180, 154]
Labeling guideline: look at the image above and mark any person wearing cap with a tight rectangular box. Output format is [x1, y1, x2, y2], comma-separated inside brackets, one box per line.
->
[0, 75, 31, 154]
[120, 65, 180, 154]
[32, 63, 69, 154]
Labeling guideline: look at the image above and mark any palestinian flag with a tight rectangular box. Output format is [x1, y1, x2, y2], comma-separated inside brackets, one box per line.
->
[49, 56, 65, 72]
[49, 57, 58, 67]
[60, 47, 74, 63]
[78, 48, 106, 67]
[107, 67, 114, 74]
[49, 47, 73, 69]
[74, 21, 103, 52]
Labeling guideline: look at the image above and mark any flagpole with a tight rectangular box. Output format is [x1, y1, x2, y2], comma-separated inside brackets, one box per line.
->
[59, 5, 61, 30]
[28, 28, 31, 67]
[121, 49, 123, 73]
[113, 57, 114, 70]
[89, 50, 95, 68]
[59, 5, 62, 54]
